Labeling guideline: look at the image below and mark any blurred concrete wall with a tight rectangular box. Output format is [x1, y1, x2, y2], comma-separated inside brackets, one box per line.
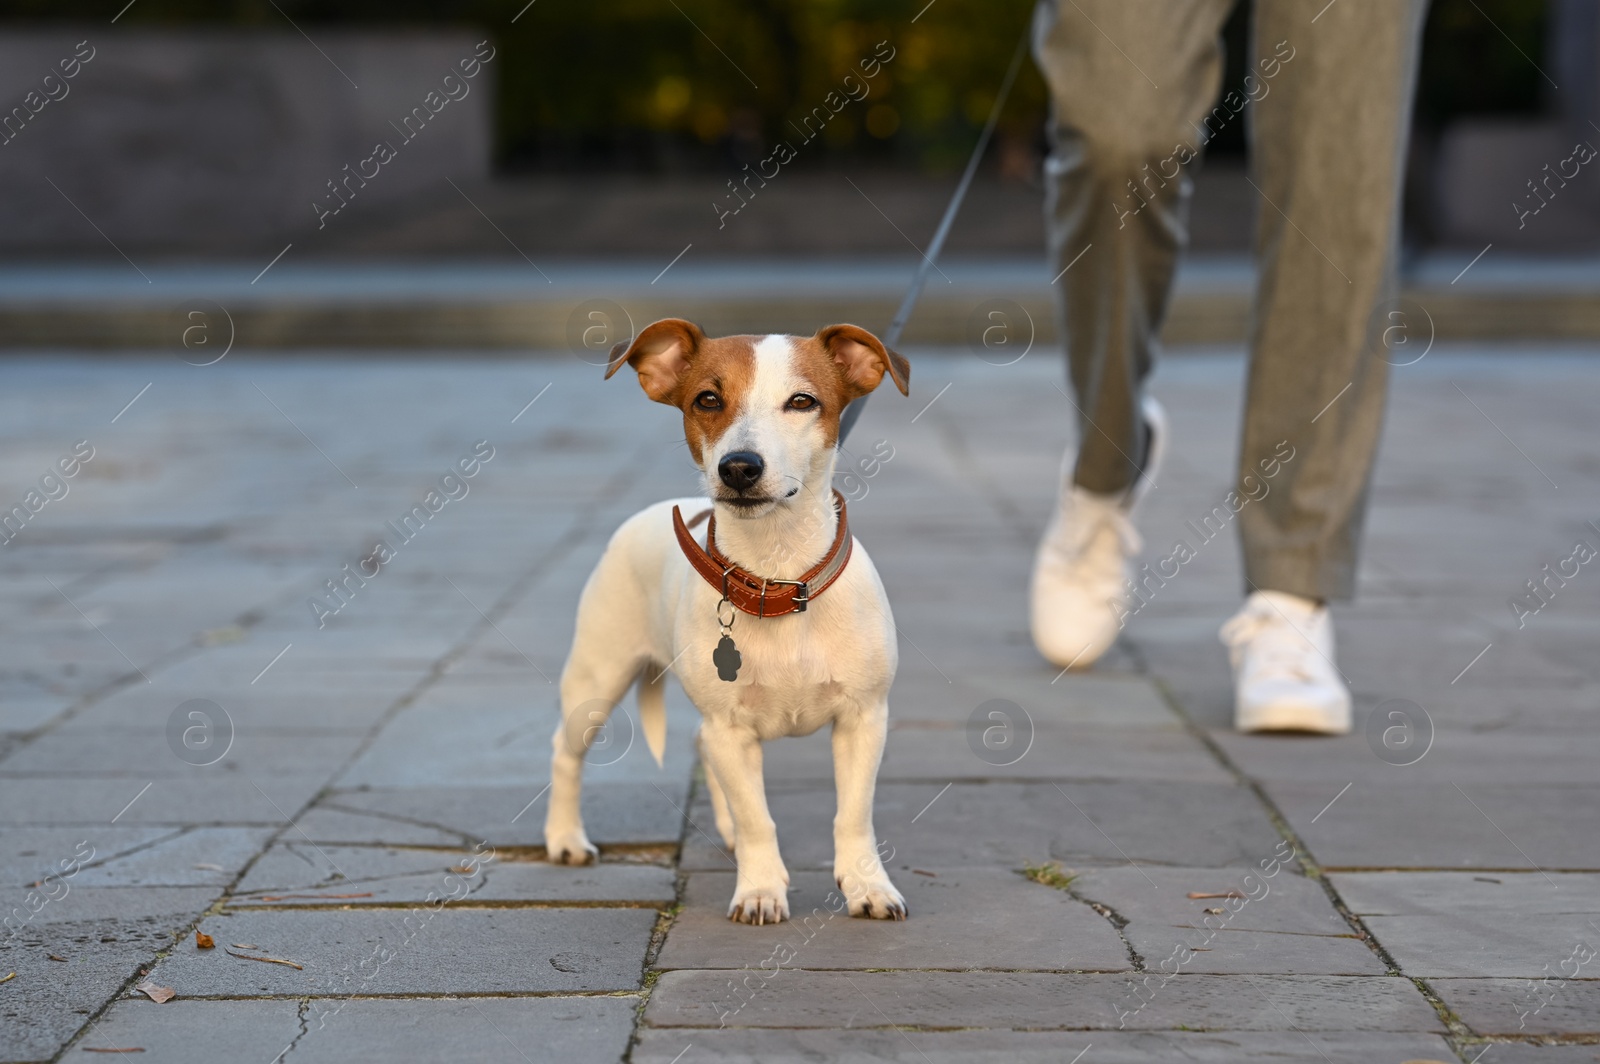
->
[1429, 0, 1600, 250]
[0, 29, 491, 255]
[1434, 120, 1600, 248]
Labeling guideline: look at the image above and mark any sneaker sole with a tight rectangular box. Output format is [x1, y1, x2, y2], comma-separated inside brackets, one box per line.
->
[1236, 700, 1352, 736]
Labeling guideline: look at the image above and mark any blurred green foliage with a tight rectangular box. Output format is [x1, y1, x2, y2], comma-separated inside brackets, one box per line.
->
[0, 0, 1552, 169]
[1417, 0, 1549, 127]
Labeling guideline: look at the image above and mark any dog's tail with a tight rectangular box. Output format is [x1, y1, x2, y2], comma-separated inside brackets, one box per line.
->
[638, 663, 667, 769]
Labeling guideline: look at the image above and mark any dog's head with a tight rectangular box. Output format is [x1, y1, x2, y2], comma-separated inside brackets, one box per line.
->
[606, 319, 909, 517]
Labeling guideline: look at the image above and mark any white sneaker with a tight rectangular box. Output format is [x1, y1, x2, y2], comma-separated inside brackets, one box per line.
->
[1220, 591, 1352, 734]
[1030, 396, 1167, 670]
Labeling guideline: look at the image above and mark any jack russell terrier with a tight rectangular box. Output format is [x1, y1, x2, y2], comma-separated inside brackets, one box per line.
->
[545, 318, 911, 924]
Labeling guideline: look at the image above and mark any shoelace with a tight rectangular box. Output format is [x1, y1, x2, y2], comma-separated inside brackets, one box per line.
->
[1219, 602, 1319, 680]
[1051, 493, 1142, 563]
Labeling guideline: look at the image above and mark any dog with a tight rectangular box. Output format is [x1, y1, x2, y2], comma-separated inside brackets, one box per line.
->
[544, 318, 911, 924]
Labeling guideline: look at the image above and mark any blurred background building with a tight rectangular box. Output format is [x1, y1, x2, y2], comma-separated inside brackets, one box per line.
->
[0, 0, 1590, 256]
[0, 0, 1592, 349]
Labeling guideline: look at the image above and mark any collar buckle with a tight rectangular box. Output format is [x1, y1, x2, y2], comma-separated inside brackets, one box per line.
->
[765, 577, 810, 613]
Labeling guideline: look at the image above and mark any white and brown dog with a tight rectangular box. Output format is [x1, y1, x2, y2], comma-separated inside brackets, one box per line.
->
[545, 318, 910, 924]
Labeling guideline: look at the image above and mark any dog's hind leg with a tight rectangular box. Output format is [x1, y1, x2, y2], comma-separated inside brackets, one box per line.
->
[545, 655, 640, 866]
[697, 727, 737, 852]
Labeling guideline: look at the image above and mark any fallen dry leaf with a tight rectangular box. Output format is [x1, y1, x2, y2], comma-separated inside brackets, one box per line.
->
[82, 1048, 145, 1053]
[225, 948, 302, 970]
[911, 869, 938, 878]
[1186, 891, 1244, 900]
[0, 972, 14, 984]
[195, 932, 214, 949]
[231, 943, 258, 950]
[199, 625, 245, 645]
[447, 864, 475, 874]
[133, 980, 175, 1004]
[47, 954, 67, 962]
[257, 892, 374, 902]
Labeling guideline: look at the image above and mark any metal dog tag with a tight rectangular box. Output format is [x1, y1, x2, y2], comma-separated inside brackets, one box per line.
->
[713, 596, 741, 681]
[713, 634, 742, 682]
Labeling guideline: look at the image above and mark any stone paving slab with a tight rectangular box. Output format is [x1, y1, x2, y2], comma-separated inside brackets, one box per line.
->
[1360, 911, 1600, 976]
[232, 843, 675, 905]
[883, 671, 1181, 729]
[150, 661, 430, 700]
[150, 908, 658, 996]
[1211, 726, 1600, 785]
[1328, 871, 1600, 978]
[682, 781, 1284, 872]
[62, 687, 394, 735]
[654, 868, 1130, 973]
[68, 827, 278, 888]
[1432, 979, 1600, 1037]
[0, 775, 330, 827]
[631, 1027, 1460, 1063]
[0, 902, 210, 1064]
[645, 971, 1446, 1031]
[2, 827, 170, 889]
[1333, 870, 1600, 915]
[65, 999, 302, 1061]
[1272, 781, 1600, 870]
[0, 726, 366, 779]
[290, 805, 472, 848]
[1068, 867, 1388, 976]
[0, 697, 74, 736]
[304, 782, 689, 850]
[79, 995, 639, 1064]
[1, 886, 219, 928]
[12, 352, 1600, 1058]
[1458, 1045, 1600, 1063]
[1425, 682, 1600, 734]
[335, 683, 701, 788]
[759, 720, 1233, 784]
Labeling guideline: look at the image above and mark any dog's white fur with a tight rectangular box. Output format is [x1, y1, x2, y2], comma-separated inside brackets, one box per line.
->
[545, 324, 907, 924]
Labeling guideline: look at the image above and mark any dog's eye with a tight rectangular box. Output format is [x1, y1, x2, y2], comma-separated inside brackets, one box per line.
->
[694, 391, 722, 411]
[786, 393, 818, 411]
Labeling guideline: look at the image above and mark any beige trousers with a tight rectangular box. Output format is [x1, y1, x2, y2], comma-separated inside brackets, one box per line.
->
[1034, 0, 1429, 600]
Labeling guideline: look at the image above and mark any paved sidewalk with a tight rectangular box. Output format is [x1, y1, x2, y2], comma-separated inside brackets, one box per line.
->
[1, 347, 1597, 1062]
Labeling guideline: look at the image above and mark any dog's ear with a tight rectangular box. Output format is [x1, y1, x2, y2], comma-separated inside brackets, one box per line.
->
[605, 318, 706, 404]
[816, 324, 910, 398]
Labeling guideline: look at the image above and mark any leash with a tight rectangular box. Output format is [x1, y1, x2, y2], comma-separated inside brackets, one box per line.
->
[837, 22, 1032, 445]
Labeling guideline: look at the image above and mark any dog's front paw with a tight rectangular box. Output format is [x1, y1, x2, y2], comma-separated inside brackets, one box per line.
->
[836, 869, 907, 920]
[727, 883, 790, 925]
[545, 828, 598, 866]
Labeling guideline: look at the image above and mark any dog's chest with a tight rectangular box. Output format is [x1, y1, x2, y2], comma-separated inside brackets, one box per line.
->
[677, 603, 884, 738]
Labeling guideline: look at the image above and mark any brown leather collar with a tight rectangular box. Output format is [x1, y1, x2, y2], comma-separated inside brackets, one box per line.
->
[673, 490, 853, 617]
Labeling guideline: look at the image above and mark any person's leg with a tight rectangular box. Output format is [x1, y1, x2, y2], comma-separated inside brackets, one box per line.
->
[1238, 0, 1429, 600]
[1030, 0, 1234, 669]
[1223, 0, 1428, 733]
[1034, 0, 1235, 493]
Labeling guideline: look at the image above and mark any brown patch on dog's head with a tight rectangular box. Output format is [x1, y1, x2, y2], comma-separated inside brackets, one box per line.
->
[608, 319, 910, 460]
[605, 318, 704, 403]
[786, 324, 910, 446]
[813, 323, 910, 399]
[607, 318, 757, 465]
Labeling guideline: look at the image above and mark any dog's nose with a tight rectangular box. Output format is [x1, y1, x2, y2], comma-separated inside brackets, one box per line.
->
[718, 451, 765, 491]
